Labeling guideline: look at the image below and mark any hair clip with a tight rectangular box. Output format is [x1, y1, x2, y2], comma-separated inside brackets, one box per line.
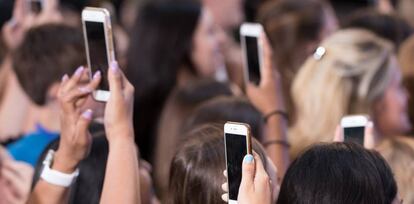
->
[313, 46, 326, 60]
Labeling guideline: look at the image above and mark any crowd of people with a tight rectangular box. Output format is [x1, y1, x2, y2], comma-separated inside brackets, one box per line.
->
[0, 0, 413, 203]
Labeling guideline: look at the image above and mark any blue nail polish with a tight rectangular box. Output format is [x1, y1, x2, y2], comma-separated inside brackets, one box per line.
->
[244, 154, 254, 164]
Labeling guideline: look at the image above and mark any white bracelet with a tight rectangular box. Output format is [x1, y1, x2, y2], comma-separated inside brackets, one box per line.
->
[40, 150, 79, 187]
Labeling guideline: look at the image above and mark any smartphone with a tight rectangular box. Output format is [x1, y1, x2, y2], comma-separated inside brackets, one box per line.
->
[341, 115, 368, 145]
[82, 7, 115, 102]
[28, 0, 43, 14]
[240, 23, 263, 86]
[224, 122, 252, 203]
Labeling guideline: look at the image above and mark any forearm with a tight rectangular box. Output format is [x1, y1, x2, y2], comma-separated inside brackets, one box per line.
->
[28, 155, 76, 204]
[100, 134, 140, 204]
[264, 116, 290, 178]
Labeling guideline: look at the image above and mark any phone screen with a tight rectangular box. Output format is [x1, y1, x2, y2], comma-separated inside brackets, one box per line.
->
[85, 21, 109, 91]
[344, 126, 365, 145]
[243, 36, 261, 85]
[225, 133, 247, 200]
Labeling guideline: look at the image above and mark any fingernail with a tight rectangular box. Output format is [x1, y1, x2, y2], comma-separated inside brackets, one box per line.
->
[367, 121, 374, 128]
[74, 66, 84, 76]
[82, 109, 93, 119]
[111, 61, 119, 73]
[93, 71, 101, 79]
[61, 74, 69, 82]
[243, 154, 254, 164]
[79, 87, 92, 93]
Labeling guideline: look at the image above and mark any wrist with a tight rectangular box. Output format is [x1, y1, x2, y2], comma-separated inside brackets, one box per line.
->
[53, 150, 80, 174]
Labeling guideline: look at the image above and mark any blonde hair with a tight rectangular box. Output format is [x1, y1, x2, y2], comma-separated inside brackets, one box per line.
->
[289, 29, 394, 157]
[376, 136, 414, 203]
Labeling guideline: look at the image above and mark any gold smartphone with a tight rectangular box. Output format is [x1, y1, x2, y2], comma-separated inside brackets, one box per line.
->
[224, 122, 252, 203]
[82, 7, 115, 102]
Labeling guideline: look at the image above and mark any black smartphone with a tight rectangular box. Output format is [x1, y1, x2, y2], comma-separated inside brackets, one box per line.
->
[341, 115, 368, 145]
[241, 23, 263, 86]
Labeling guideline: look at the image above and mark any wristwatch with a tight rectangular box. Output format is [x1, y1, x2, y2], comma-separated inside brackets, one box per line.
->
[40, 150, 79, 187]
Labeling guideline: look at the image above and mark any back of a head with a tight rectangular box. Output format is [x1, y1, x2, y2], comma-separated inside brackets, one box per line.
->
[277, 142, 397, 204]
[259, 0, 329, 74]
[343, 8, 412, 50]
[12, 24, 85, 106]
[290, 29, 394, 156]
[182, 96, 264, 141]
[126, 0, 202, 160]
[167, 124, 267, 204]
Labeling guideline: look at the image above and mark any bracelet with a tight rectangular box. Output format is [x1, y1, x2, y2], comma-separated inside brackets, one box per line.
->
[263, 110, 289, 123]
[263, 140, 291, 148]
[40, 150, 79, 187]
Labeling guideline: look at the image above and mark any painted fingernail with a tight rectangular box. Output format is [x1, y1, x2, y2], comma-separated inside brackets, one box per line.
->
[61, 74, 69, 82]
[74, 66, 84, 76]
[243, 154, 254, 164]
[111, 61, 119, 73]
[93, 71, 101, 79]
[82, 109, 93, 119]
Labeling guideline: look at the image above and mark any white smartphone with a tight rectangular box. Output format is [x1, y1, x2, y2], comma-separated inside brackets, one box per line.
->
[240, 23, 264, 86]
[224, 122, 252, 204]
[28, 0, 43, 13]
[82, 7, 115, 102]
[341, 115, 369, 145]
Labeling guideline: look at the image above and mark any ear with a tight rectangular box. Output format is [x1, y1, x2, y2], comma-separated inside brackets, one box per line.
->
[46, 82, 61, 102]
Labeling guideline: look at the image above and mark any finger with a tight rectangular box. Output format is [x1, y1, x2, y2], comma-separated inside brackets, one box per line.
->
[43, 0, 58, 13]
[13, 0, 28, 23]
[221, 193, 229, 202]
[364, 121, 375, 149]
[239, 154, 255, 189]
[108, 61, 124, 97]
[223, 170, 227, 178]
[221, 182, 228, 192]
[259, 32, 274, 85]
[2, 160, 34, 181]
[253, 153, 271, 191]
[62, 66, 86, 93]
[333, 125, 344, 142]
[76, 109, 94, 137]
[61, 71, 101, 104]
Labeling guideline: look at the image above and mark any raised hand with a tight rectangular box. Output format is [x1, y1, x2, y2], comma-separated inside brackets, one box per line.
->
[54, 66, 101, 173]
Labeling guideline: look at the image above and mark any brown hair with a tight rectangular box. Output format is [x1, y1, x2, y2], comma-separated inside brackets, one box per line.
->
[166, 124, 268, 204]
[258, 0, 335, 120]
[398, 35, 414, 135]
[12, 24, 85, 105]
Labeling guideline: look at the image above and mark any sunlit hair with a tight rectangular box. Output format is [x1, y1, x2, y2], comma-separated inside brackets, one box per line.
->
[289, 29, 394, 156]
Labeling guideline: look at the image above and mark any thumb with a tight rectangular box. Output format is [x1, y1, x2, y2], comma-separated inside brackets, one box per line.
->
[239, 154, 255, 190]
[333, 125, 344, 142]
[108, 61, 123, 97]
[364, 121, 375, 149]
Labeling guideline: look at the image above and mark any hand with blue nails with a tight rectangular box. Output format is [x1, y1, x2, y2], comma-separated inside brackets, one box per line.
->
[222, 153, 272, 204]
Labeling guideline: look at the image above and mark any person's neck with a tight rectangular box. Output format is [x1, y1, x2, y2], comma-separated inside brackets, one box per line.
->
[23, 101, 61, 134]
[176, 66, 197, 88]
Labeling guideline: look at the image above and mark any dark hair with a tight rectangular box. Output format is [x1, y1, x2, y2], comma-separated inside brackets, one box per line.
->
[258, 0, 331, 120]
[182, 96, 264, 141]
[167, 124, 268, 204]
[343, 8, 412, 50]
[126, 0, 202, 160]
[12, 24, 85, 105]
[277, 143, 398, 204]
[33, 134, 108, 204]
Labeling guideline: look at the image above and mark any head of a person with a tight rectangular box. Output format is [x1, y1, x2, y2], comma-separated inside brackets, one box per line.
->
[127, 0, 223, 159]
[167, 124, 275, 204]
[259, 0, 338, 78]
[291, 29, 410, 155]
[182, 96, 264, 141]
[202, 0, 243, 30]
[398, 35, 414, 135]
[12, 24, 85, 106]
[343, 8, 412, 50]
[277, 142, 399, 204]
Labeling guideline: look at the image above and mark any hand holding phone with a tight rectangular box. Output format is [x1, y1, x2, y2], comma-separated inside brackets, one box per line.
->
[224, 122, 252, 203]
[82, 7, 115, 102]
[340, 115, 369, 145]
[241, 23, 264, 86]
